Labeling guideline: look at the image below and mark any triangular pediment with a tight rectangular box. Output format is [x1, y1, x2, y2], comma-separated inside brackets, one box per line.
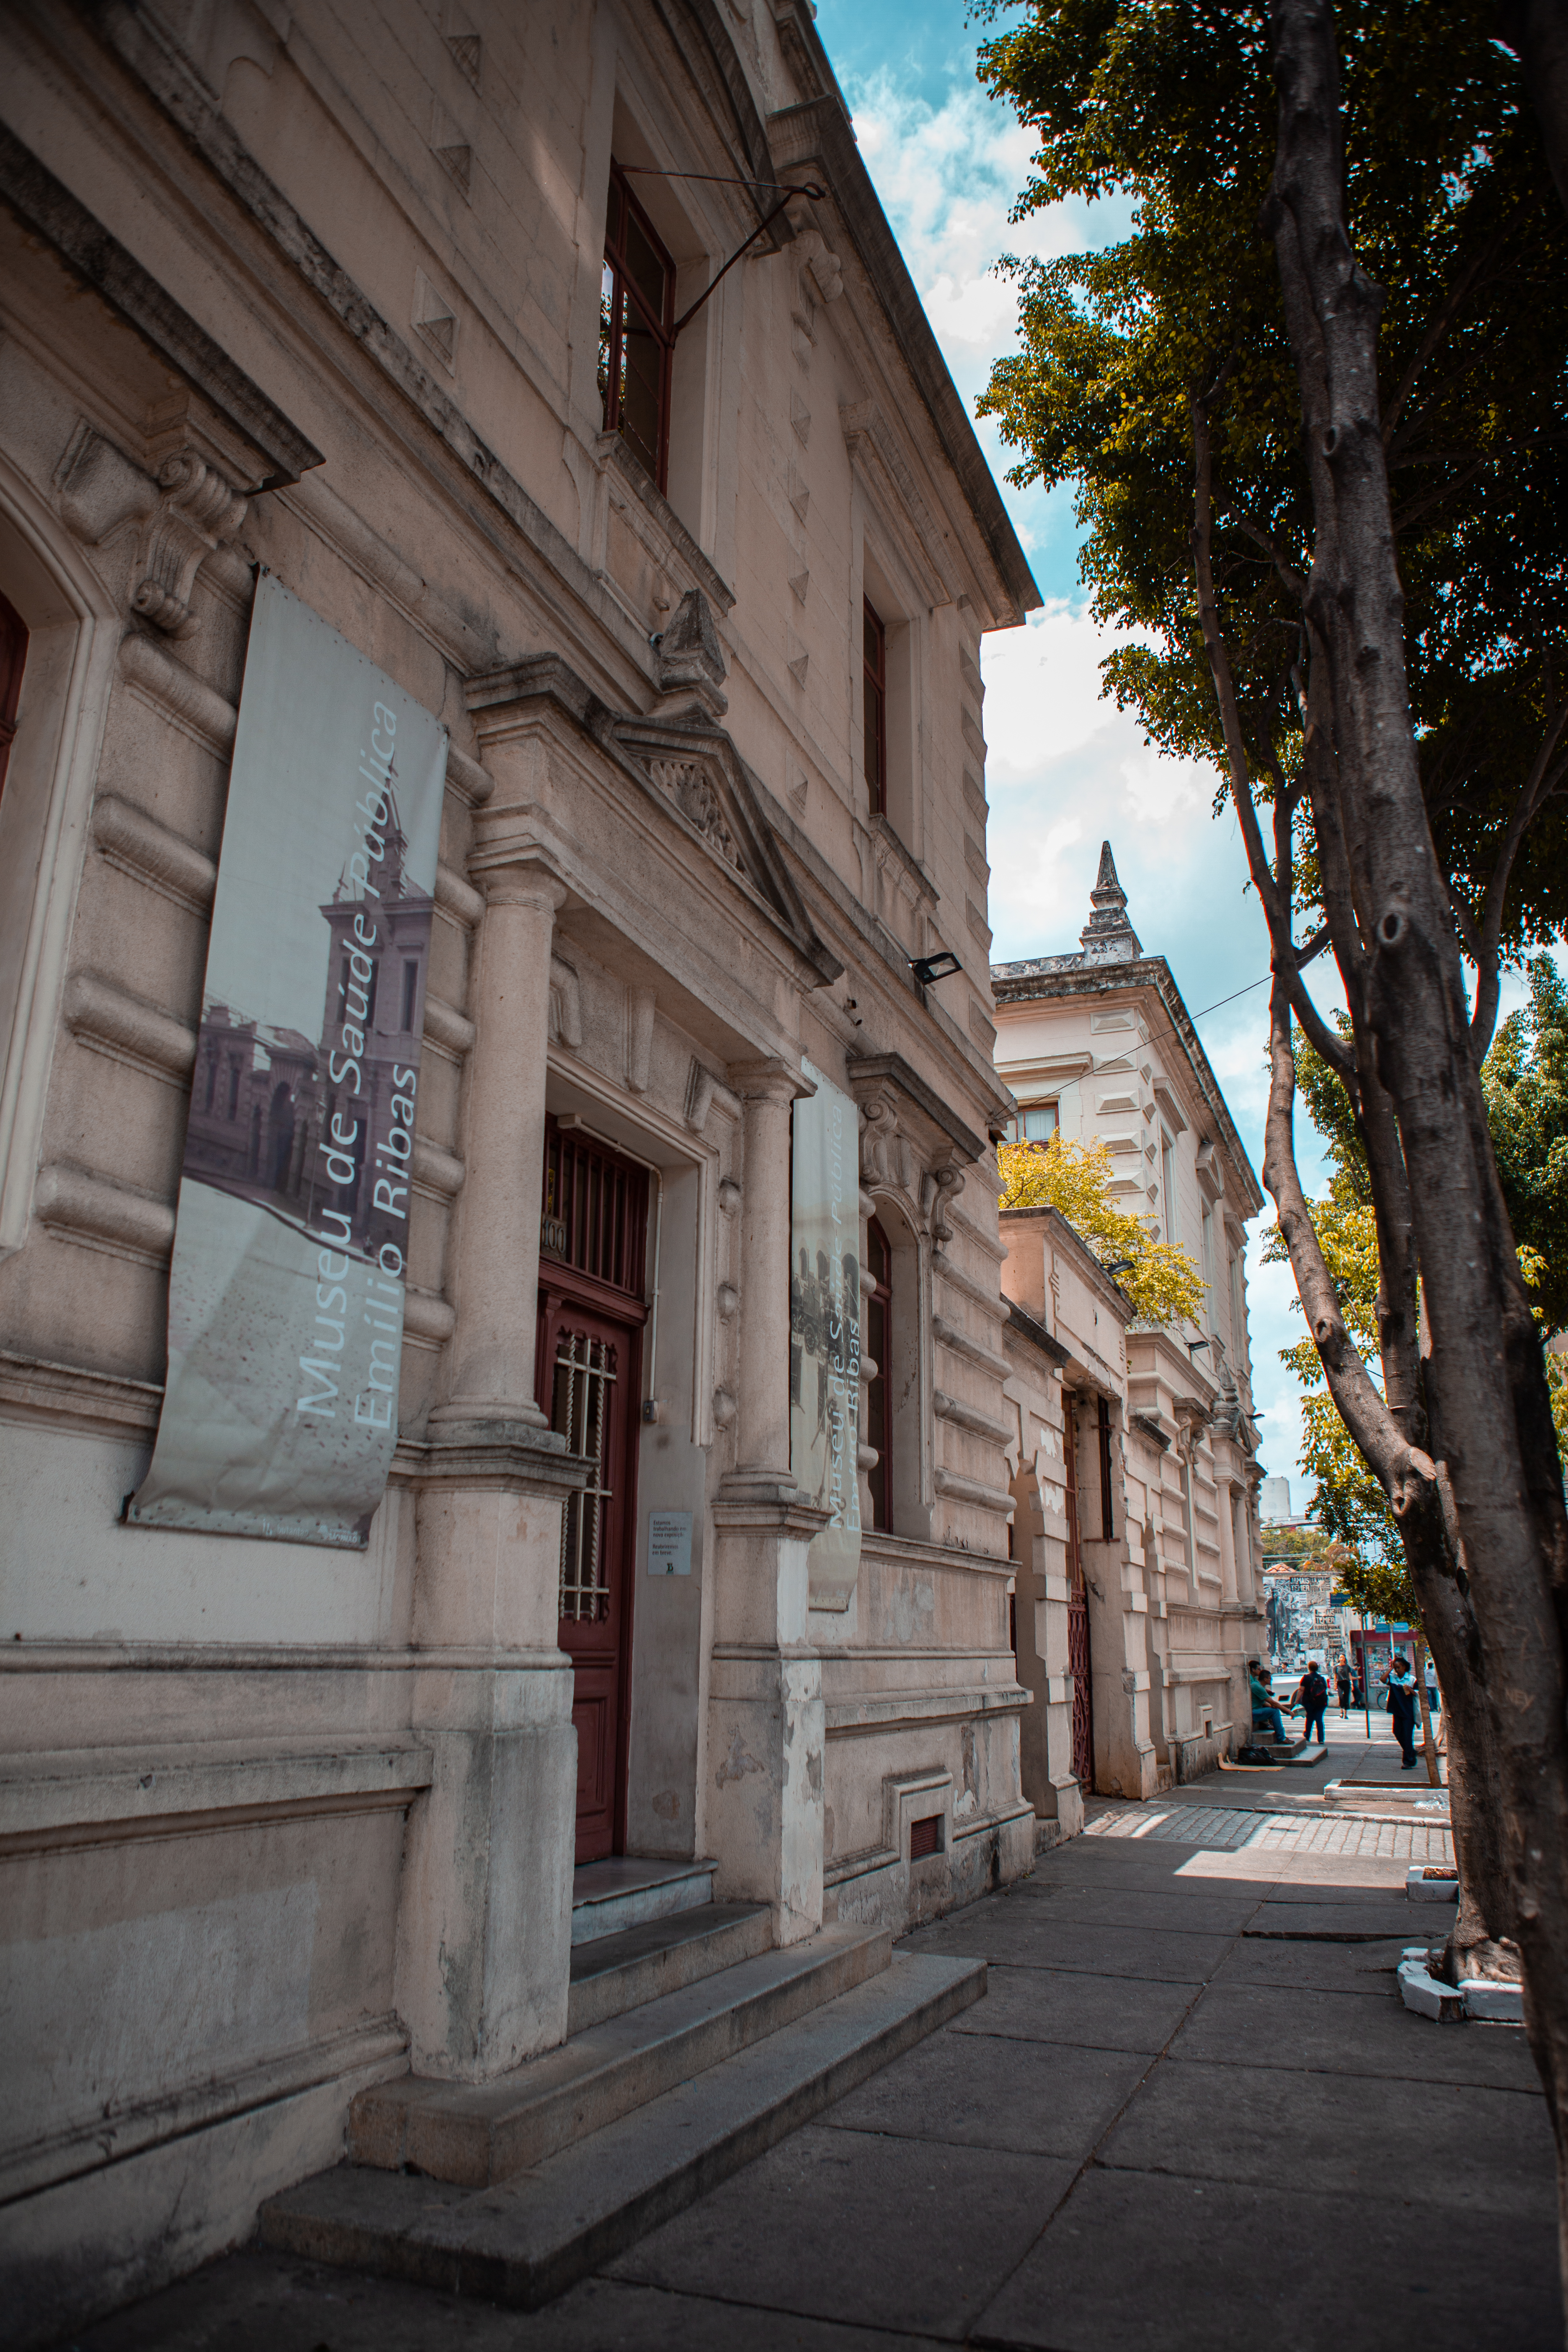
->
[605, 709, 840, 984]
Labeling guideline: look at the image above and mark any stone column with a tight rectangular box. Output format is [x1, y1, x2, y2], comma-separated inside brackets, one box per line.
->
[708, 1057, 827, 1942]
[397, 846, 585, 2082]
[432, 859, 565, 1427]
[727, 1061, 799, 1489]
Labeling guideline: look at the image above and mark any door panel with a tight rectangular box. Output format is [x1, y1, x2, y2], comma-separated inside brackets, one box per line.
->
[540, 1297, 641, 1864]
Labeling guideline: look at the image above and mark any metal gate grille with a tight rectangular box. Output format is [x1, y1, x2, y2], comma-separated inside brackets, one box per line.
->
[551, 1329, 617, 1621]
[1068, 1588, 1094, 1790]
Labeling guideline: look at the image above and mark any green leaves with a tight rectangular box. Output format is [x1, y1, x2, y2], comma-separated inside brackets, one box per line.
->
[977, 0, 1568, 954]
[1483, 958, 1568, 1334]
[998, 1134, 1208, 1325]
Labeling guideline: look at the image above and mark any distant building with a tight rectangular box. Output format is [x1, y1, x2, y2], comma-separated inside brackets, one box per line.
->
[1260, 1473, 1292, 1524]
[993, 847, 1268, 1801]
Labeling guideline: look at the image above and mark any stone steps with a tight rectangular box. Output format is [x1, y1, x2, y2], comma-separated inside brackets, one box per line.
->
[567, 1900, 773, 2035]
[570, 1855, 717, 1947]
[348, 1921, 892, 2187]
[261, 1951, 984, 2310]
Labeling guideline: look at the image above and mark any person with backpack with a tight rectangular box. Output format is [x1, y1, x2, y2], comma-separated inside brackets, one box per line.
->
[1295, 1660, 1329, 1745]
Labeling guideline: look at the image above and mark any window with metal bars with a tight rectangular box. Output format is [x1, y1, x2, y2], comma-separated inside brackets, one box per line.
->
[599, 161, 676, 491]
[909, 1813, 943, 1860]
[552, 1328, 617, 1622]
[542, 1119, 648, 1302]
[862, 598, 887, 818]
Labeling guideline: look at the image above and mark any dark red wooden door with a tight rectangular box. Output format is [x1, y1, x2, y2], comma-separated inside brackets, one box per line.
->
[536, 1117, 650, 1865]
[540, 1293, 641, 1863]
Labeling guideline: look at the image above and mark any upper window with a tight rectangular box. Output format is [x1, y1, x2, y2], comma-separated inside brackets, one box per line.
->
[1005, 1101, 1058, 1147]
[865, 1215, 893, 1532]
[600, 161, 676, 492]
[862, 598, 887, 818]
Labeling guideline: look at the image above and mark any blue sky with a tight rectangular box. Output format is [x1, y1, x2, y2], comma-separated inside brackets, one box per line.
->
[812, 0, 1355, 1494]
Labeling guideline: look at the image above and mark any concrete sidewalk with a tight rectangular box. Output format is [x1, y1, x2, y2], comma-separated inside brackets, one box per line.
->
[55, 1754, 1558, 2351]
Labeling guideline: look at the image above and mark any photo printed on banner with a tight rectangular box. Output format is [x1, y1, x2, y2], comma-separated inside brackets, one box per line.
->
[790, 1056, 862, 1609]
[129, 575, 448, 1545]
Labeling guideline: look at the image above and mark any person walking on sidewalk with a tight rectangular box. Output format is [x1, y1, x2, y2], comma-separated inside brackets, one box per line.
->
[1296, 1659, 1328, 1745]
[1385, 1653, 1419, 1769]
[1336, 1655, 1351, 1716]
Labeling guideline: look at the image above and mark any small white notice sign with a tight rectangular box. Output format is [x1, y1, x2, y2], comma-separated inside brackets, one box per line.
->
[647, 1510, 693, 1576]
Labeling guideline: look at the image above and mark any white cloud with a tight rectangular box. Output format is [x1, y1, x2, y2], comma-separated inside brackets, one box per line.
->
[828, 41, 1387, 1498]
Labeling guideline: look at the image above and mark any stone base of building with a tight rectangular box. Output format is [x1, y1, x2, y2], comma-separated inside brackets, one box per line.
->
[3, 2030, 408, 2352]
[823, 1801, 1036, 1933]
[1171, 1723, 1235, 1782]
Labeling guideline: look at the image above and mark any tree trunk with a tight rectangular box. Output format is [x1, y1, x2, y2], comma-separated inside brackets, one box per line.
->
[1265, 2, 1568, 2316]
[1411, 1635, 1440, 1787]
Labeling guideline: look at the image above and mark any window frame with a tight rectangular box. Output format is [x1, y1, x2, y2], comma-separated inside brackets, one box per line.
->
[1005, 1099, 1058, 1148]
[600, 159, 677, 494]
[862, 596, 887, 819]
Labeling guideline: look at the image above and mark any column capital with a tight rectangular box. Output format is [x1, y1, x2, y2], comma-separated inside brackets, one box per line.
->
[729, 1055, 814, 1106]
[467, 852, 567, 912]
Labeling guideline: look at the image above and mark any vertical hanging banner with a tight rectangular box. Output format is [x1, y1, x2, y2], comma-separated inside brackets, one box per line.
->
[130, 576, 448, 1545]
[789, 1056, 861, 1609]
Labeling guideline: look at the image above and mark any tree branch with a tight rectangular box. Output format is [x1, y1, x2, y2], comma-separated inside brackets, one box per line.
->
[1191, 398, 1355, 1083]
[1382, 196, 1535, 448]
[1469, 684, 1568, 1059]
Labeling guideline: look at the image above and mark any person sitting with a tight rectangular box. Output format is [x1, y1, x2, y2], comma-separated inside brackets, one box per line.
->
[1249, 1666, 1288, 1744]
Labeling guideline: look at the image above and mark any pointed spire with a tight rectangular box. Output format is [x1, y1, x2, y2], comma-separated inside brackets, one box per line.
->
[1079, 840, 1142, 962]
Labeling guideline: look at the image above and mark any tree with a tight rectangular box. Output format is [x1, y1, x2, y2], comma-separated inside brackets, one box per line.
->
[977, 0, 1568, 2287]
[1485, 955, 1568, 1339]
[998, 1133, 1206, 1326]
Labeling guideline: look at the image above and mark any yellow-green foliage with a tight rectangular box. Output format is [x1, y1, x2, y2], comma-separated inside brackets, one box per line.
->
[999, 1135, 1206, 1330]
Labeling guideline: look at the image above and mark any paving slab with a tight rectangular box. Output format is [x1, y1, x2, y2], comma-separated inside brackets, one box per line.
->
[969, 2166, 1560, 2352]
[1101, 2053, 1557, 2214]
[1209, 1933, 1411, 1995]
[1171, 1981, 1543, 2090]
[1249, 1876, 1435, 1908]
[822, 2022, 1147, 2158]
[1172, 1846, 1418, 1888]
[1003, 1883, 1264, 1935]
[945, 1962, 1202, 2055]
[1241, 1898, 1418, 1939]
[608, 2123, 1074, 2342]
[904, 1911, 1233, 1984]
[60, 2247, 943, 2351]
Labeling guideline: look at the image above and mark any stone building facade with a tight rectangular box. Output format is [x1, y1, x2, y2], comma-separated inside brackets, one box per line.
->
[0, 2, 1038, 2332]
[993, 850, 1268, 1816]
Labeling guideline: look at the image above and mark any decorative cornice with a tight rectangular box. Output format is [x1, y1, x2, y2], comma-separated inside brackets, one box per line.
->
[1003, 1299, 1070, 1368]
[767, 93, 1039, 627]
[464, 642, 843, 988]
[0, 121, 320, 488]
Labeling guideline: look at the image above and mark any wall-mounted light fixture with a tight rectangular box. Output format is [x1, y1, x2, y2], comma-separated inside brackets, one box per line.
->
[910, 950, 962, 986]
[1105, 1257, 1135, 1278]
[1187, 1336, 1212, 1355]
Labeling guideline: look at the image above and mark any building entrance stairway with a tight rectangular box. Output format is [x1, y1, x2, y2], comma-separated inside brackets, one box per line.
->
[260, 1856, 985, 2309]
